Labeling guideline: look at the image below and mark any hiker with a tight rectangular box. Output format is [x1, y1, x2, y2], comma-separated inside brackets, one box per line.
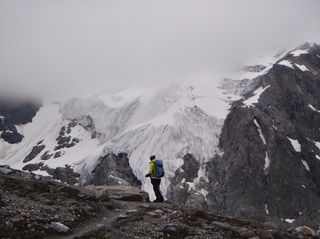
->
[145, 155, 164, 202]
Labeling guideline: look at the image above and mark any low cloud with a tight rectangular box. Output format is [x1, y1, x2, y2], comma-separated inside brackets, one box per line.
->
[1, 0, 320, 99]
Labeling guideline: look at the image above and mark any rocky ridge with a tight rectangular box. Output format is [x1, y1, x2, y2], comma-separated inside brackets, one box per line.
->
[205, 42, 320, 228]
[0, 165, 319, 239]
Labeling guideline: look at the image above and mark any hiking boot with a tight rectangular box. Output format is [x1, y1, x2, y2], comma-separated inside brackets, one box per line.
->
[152, 199, 164, 203]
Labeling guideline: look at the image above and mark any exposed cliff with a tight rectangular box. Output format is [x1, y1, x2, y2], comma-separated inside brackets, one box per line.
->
[206, 42, 320, 228]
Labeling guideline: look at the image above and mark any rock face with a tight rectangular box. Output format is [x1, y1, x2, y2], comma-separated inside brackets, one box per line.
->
[167, 154, 209, 209]
[241, 64, 267, 73]
[23, 144, 46, 163]
[206, 43, 320, 228]
[0, 97, 42, 144]
[85, 153, 142, 187]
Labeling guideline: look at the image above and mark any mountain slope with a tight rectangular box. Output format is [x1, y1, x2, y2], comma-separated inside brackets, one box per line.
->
[207, 42, 320, 228]
[1, 166, 310, 239]
[0, 80, 239, 200]
[2, 42, 320, 229]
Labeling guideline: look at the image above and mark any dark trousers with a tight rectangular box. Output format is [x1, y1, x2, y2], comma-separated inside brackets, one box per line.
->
[151, 178, 164, 202]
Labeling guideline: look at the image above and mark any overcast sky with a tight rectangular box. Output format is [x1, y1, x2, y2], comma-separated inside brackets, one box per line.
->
[1, 0, 320, 99]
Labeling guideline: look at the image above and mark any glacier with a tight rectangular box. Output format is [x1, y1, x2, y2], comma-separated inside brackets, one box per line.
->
[0, 49, 284, 200]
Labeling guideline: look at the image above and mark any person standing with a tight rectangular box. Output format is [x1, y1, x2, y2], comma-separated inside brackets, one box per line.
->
[145, 155, 164, 202]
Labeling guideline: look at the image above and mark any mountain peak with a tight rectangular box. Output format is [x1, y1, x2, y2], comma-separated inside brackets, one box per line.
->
[296, 42, 317, 50]
[1, 42, 320, 229]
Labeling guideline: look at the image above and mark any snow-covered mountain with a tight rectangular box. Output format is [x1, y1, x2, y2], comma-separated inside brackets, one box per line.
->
[0, 82, 234, 196]
[0, 75, 254, 187]
[0, 44, 285, 196]
[3, 42, 320, 227]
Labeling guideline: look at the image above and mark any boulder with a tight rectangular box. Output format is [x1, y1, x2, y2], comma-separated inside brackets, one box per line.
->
[255, 228, 274, 239]
[263, 222, 279, 231]
[236, 227, 255, 238]
[84, 185, 109, 201]
[85, 185, 148, 202]
[0, 167, 12, 175]
[50, 222, 70, 233]
[104, 185, 149, 202]
[295, 226, 316, 237]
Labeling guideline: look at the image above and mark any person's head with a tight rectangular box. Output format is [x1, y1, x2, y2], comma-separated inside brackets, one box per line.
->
[150, 155, 156, 161]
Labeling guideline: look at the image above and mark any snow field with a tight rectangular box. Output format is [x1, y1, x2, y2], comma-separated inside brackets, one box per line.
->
[0, 48, 284, 199]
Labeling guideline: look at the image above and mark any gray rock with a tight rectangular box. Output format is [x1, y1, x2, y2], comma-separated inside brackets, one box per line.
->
[211, 221, 234, 230]
[103, 185, 149, 202]
[0, 97, 42, 144]
[86, 153, 141, 187]
[167, 154, 208, 208]
[263, 222, 279, 231]
[50, 222, 69, 233]
[23, 145, 46, 163]
[139, 203, 150, 208]
[242, 65, 267, 73]
[236, 227, 255, 238]
[0, 167, 12, 175]
[118, 215, 128, 219]
[295, 226, 316, 237]
[267, 230, 279, 236]
[255, 228, 274, 239]
[147, 212, 160, 217]
[84, 185, 109, 201]
[45, 165, 80, 185]
[126, 209, 138, 214]
[154, 209, 163, 214]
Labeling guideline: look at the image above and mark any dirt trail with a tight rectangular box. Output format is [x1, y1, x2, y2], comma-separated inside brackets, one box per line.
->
[44, 200, 144, 239]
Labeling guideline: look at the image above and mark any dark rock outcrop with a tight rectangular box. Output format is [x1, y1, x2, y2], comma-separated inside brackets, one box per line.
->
[71, 114, 101, 139]
[22, 164, 80, 185]
[87, 153, 142, 187]
[206, 43, 320, 228]
[22, 162, 44, 171]
[45, 165, 80, 185]
[20, 122, 84, 179]
[167, 154, 208, 208]
[23, 145, 46, 163]
[0, 97, 42, 144]
[242, 65, 267, 72]
[0, 127, 24, 144]
[54, 125, 79, 150]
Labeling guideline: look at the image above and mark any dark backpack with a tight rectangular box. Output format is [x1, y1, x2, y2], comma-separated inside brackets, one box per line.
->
[153, 159, 165, 178]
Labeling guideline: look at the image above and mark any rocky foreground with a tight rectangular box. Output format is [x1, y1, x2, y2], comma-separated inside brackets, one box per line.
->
[0, 166, 319, 239]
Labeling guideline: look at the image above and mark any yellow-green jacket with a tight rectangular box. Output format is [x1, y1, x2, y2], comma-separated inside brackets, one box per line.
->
[148, 159, 161, 179]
